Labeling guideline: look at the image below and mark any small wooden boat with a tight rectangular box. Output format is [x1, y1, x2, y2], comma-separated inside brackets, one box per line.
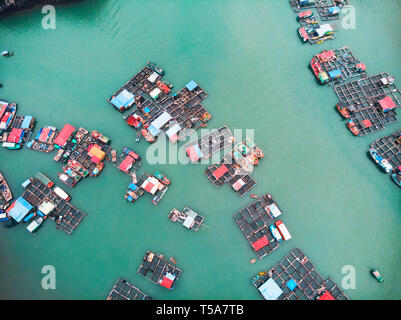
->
[0, 172, 13, 203]
[250, 194, 258, 199]
[169, 257, 177, 264]
[155, 172, 170, 185]
[336, 102, 350, 118]
[57, 173, 77, 188]
[53, 149, 64, 162]
[135, 132, 141, 142]
[111, 150, 117, 162]
[370, 268, 384, 283]
[347, 119, 359, 136]
[250, 259, 256, 264]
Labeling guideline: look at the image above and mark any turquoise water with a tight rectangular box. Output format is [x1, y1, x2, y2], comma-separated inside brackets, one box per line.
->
[0, 0, 400, 300]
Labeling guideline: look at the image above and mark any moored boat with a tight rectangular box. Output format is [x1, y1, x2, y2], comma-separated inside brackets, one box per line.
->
[136, 132, 141, 142]
[310, 57, 329, 84]
[154, 172, 171, 185]
[57, 173, 77, 188]
[269, 224, 283, 242]
[0, 102, 17, 132]
[147, 61, 165, 76]
[369, 149, 393, 173]
[111, 150, 117, 162]
[347, 119, 359, 136]
[275, 220, 292, 241]
[62, 166, 81, 181]
[391, 173, 401, 188]
[27, 216, 45, 233]
[67, 160, 89, 177]
[336, 102, 350, 118]
[53, 148, 64, 162]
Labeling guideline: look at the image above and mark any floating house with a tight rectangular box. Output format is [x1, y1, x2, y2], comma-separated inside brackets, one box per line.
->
[115, 147, 142, 175]
[54, 124, 76, 149]
[27, 126, 58, 153]
[107, 278, 152, 300]
[137, 251, 182, 290]
[252, 248, 348, 300]
[168, 207, 205, 231]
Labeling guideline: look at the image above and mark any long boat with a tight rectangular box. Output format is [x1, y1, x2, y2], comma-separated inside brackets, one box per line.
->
[0, 171, 13, 203]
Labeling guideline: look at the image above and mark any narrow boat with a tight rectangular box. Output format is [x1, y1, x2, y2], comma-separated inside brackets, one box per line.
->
[68, 160, 89, 177]
[27, 216, 45, 233]
[275, 220, 292, 241]
[62, 166, 81, 181]
[154, 172, 170, 185]
[391, 173, 401, 188]
[131, 172, 138, 184]
[141, 128, 156, 143]
[310, 57, 329, 84]
[298, 27, 309, 43]
[57, 173, 77, 188]
[53, 187, 71, 201]
[269, 224, 283, 242]
[336, 102, 350, 118]
[169, 257, 177, 264]
[147, 61, 165, 76]
[297, 10, 313, 20]
[92, 162, 104, 177]
[111, 150, 117, 162]
[369, 149, 393, 173]
[370, 269, 384, 283]
[35, 172, 54, 188]
[347, 119, 359, 136]
[157, 80, 171, 94]
[0, 102, 17, 132]
[135, 132, 141, 142]
[53, 148, 64, 162]
[250, 194, 258, 199]
[0, 172, 13, 203]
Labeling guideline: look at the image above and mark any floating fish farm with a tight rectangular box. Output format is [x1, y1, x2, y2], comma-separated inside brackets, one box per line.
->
[233, 194, 291, 260]
[168, 206, 205, 232]
[251, 247, 348, 300]
[334, 73, 401, 136]
[107, 278, 152, 300]
[137, 251, 182, 290]
[108, 62, 211, 144]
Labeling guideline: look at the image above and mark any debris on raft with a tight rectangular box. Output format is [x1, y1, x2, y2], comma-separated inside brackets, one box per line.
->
[107, 278, 152, 300]
[124, 171, 169, 205]
[137, 250, 182, 290]
[0, 101, 35, 150]
[233, 194, 290, 260]
[168, 206, 205, 231]
[251, 247, 349, 300]
[334, 73, 401, 136]
[26, 126, 58, 153]
[310, 46, 367, 85]
[1, 172, 86, 234]
[53, 125, 111, 187]
[109, 62, 211, 144]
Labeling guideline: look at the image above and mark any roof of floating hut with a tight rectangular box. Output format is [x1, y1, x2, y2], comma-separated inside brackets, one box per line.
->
[212, 165, 229, 179]
[329, 69, 342, 79]
[186, 80, 198, 92]
[361, 119, 372, 128]
[54, 124, 76, 147]
[165, 123, 182, 138]
[148, 112, 172, 137]
[258, 278, 283, 301]
[378, 96, 396, 112]
[7, 128, 23, 143]
[251, 235, 269, 252]
[21, 116, 33, 129]
[316, 24, 333, 37]
[147, 72, 158, 83]
[111, 89, 135, 111]
[6, 196, 33, 222]
[119, 156, 134, 173]
[232, 178, 246, 191]
[318, 291, 335, 300]
[317, 50, 336, 62]
[159, 273, 176, 289]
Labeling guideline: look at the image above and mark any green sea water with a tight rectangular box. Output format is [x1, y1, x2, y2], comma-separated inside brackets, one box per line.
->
[0, 0, 400, 300]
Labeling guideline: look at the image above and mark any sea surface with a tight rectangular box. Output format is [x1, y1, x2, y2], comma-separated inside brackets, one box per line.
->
[0, 0, 400, 300]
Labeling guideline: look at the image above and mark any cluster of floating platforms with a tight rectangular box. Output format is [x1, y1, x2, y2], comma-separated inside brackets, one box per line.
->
[1, 172, 86, 234]
[310, 47, 367, 85]
[290, 0, 349, 19]
[0, 101, 35, 150]
[233, 194, 291, 260]
[109, 61, 211, 144]
[369, 129, 401, 187]
[334, 73, 401, 136]
[252, 247, 348, 300]
[124, 171, 170, 205]
[185, 125, 235, 163]
[114, 147, 142, 177]
[53, 125, 111, 187]
[138, 251, 182, 290]
[168, 206, 205, 231]
[107, 278, 152, 300]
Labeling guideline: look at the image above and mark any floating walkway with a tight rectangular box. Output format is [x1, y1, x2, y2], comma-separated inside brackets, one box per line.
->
[137, 251, 182, 290]
[334, 73, 400, 136]
[185, 125, 235, 163]
[107, 278, 152, 300]
[251, 247, 348, 300]
[310, 47, 366, 85]
[233, 194, 290, 260]
[168, 206, 205, 231]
